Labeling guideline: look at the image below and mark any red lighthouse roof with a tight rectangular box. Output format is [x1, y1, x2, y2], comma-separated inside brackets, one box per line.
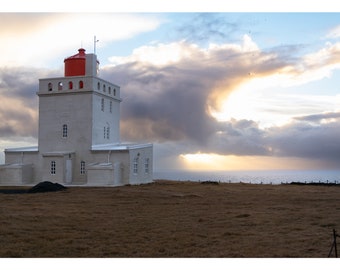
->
[64, 48, 86, 77]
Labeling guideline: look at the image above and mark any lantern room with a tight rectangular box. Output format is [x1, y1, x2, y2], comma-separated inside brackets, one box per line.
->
[64, 48, 86, 76]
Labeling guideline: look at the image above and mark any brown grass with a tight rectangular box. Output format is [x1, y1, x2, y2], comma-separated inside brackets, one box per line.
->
[1, 180, 340, 258]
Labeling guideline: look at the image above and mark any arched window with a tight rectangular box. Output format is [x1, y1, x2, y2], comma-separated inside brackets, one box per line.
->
[103, 84, 106, 92]
[79, 80, 84, 89]
[48, 82, 53, 91]
[68, 81, 73, 90]
[58, 82, 63, 91]
[113, 88, 116, 96]
[80, 161, 86, 175]
[97, 82, 100, 90]
[62, 124, 68, 138]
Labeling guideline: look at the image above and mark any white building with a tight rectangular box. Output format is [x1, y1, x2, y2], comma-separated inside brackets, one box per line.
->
[0, 48, 153, 186]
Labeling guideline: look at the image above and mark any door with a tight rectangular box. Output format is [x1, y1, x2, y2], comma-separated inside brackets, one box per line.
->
[65, 159, 72, 184]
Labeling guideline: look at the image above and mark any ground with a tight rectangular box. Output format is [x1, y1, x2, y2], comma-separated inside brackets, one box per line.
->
[0, 180, 340, 257]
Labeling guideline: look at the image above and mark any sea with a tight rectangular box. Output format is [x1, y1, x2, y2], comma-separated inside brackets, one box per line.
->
[153, 170, 340, 185]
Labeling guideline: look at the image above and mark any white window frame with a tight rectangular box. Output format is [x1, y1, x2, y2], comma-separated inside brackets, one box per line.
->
[133, 157, 139, 174]
[101, 98, 104, 111]
[80, 161, 86, 175]
[62, 124, 68, 138]
[144, 158, 150, 174]
[106, 126, 110, 139]
[51, 161, 56, 175]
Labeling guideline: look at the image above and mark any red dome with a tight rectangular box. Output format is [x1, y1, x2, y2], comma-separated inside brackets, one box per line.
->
[64, 48, 86, 76]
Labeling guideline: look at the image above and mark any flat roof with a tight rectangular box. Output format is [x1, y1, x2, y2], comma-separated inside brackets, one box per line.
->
[91, 143, 153, 151]
[5, 146, 38, 152]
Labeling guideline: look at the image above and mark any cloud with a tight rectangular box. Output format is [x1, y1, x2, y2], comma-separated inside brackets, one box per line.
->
[175, 13, 240, 45]
[103, 36, 323, 143]
[267, 117, 340, 164]
[3, 22, 340, 169]
[0, 13, 162, 67]
[294, 111, 340, 123]
[0, 67, 59, 139]
[325, 24, 340, 40]
[102, 36, 340, 169]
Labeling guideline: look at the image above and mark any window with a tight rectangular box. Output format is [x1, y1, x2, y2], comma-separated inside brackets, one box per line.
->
[106, 126, 110, 139]
[104, 125, 110, 139]
[79, 80, 84, 89]
[103, 84, 106, 92]
[68, 81, 73, 90]
[133, 157, 139, 174]
[101, 98, 104, 111]
[144, 158, 150, 174]
[110, 101, 112, 113]
[48, 83, 53, 91]
[51, 161, 56, 175]
[97, 82, 100, 90]
[62, 124, 68, 138]
[113, 88, 116, 96]
[108, 87, 111, 95]
[80, 161, 86, 175]
[58, 82, 63, 90]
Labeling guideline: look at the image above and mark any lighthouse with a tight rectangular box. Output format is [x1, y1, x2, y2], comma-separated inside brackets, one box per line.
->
[0, 48, 153, 186]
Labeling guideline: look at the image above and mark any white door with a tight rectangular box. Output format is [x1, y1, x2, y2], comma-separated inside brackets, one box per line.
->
[65, 159, 72, 184]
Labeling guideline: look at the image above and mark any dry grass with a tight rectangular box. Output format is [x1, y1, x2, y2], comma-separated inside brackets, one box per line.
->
[1, 180, 340, 257]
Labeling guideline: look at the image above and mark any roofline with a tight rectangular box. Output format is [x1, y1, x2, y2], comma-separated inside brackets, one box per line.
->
[91, 143, 153, 151]
[5, 146, 38, 153]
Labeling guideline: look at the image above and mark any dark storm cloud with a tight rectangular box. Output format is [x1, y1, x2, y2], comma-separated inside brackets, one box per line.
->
[104, 62, 219, 143]
[294, 112, 340, 123]
[267, 114, 340, 161]
[102, 38, 292, 147]
[0, 67, 58, 138]
[206, 119, 270, 156]
[0, 67, 38, 100]
[102, 50, 340, 167]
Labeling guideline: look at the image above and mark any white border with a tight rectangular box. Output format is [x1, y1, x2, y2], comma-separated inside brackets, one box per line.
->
[1, 0, 339, 12]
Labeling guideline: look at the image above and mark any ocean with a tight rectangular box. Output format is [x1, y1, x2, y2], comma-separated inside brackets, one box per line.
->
[153, 170, 340, 185]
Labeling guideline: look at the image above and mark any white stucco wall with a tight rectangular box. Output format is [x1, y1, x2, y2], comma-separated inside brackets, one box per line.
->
[0, 163, 33, 185]
[5, 150, 40, 183]
[128, 145, 153, 185]
[92, 93, 120, 145]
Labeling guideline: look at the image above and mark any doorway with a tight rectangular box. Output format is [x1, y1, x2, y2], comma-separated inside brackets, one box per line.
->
[65, 159, 72, 184]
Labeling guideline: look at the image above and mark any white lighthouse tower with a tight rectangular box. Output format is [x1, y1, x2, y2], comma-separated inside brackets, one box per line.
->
[0, 48, 153, 186]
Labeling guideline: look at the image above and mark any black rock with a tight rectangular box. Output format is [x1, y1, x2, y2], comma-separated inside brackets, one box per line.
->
[28, 181, 67, 193]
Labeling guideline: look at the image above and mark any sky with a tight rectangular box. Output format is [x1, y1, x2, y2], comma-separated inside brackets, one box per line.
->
[1, 6, 340, 172]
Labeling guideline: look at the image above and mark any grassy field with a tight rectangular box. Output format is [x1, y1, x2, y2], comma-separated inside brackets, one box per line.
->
[1, 180, 340, 257]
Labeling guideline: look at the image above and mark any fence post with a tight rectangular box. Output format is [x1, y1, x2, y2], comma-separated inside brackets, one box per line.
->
[328, 229, 338, 257]
[334, 229, 338, 258]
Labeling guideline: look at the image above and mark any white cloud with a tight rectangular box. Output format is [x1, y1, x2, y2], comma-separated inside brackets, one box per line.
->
[109, 41, 197, 66]
[0, 13, 162, 67]
[325, 25, 340, 39]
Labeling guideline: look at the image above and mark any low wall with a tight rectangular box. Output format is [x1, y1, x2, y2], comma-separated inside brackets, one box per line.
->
[0, 163, 33, 185]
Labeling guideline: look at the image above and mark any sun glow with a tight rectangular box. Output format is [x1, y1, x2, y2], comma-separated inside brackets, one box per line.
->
[208, 71, 309, 128]
[180, 153, 328, 171]
[180, 153, 273, 171]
